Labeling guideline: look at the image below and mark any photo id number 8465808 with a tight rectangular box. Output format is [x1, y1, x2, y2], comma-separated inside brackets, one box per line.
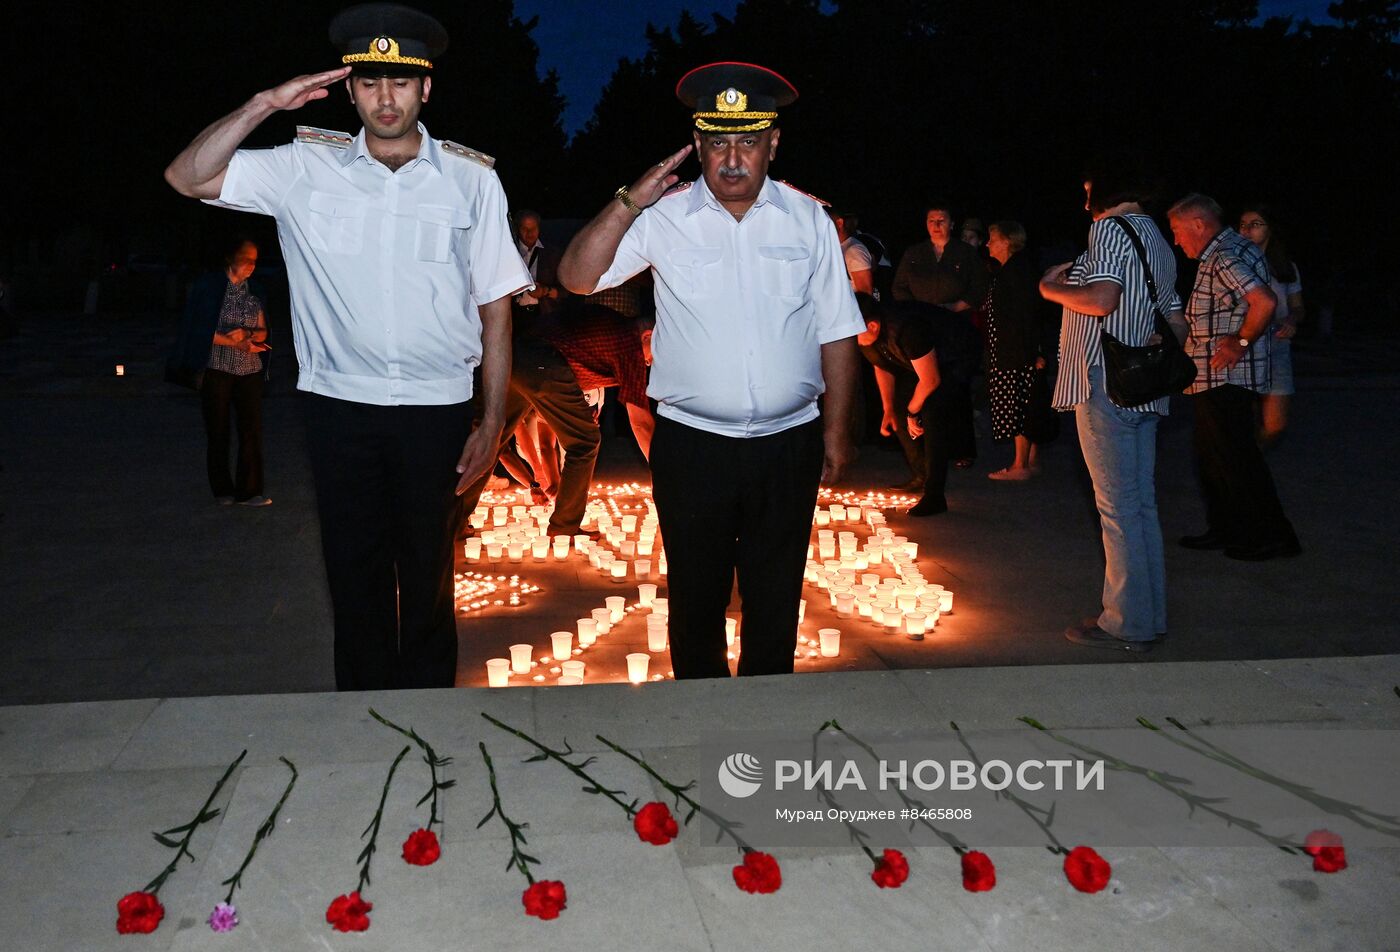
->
[900, 807, 972, 821]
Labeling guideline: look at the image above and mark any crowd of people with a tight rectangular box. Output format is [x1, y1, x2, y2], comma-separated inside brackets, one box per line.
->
[162, 2, 1306, 687]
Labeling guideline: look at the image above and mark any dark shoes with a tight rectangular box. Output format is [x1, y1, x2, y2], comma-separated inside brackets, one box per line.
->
[907, 496, 948, 517]
[888, 477, 926, 493]
[1224, 538, 1302, 561]
[1179, 531, 1228, 550]
[1064, 623, 1155, 653]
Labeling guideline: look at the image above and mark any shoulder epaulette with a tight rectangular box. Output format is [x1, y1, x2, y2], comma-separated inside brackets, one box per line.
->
[441, 140, 495, 168]
[777, 180, 831, 207]
[661, 181, 693, 198]
[295, 125, 353, 149]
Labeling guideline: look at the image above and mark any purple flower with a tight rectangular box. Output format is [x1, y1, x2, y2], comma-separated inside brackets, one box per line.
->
[207, 902, 239, 933]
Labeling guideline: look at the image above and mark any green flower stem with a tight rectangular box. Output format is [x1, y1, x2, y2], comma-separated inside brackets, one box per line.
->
[811, 723, 877, 864]
[951, 721, 1067, 855]
[1020, 716, 1299, 853]
[595, 733, 753, 853]
[144, 749, 247, 895]
[1138, 716, 1400, 839]
[221, 757, 298, 904]
[477, 742, 540, 885]
[481, 712, 638, 818]
[357, 746, 411, 894]
[369, 708, 455, 830]
[820, 719, 969, 854]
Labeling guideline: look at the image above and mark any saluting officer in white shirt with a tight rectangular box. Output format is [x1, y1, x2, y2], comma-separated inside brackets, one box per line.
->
[164, 4, 531, 692]
[560, 62, 864, 680]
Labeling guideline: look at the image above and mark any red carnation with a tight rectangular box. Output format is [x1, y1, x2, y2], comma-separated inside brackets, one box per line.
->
[116, 891, 165, 934]
[961, 850, 997, 892]
[633, 802, 680, 846]
[1063, 845, 1111, 893]
[871, 848, 910, 888]
[325, 891, 373, 932]
[402, 828, 441, 866]
[732, 850, 782, 894]
[1303, 829, 1348, 873]
[522, 879, 568, 919]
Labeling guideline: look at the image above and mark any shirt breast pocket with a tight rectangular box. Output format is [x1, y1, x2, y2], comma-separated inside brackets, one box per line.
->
[757, 244, 810, 300]
[667, 246, 724, 298]
[306, 191, 367, 255]
[415, 203, 473, 263]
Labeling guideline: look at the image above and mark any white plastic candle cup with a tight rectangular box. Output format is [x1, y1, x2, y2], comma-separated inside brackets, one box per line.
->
[620, 540, 636, 559]
[818, 540, 836, 560]
[637, 539, 653, 557]
[830, 504, 846, 523]
[658, 555, 667, 576]
[646, 619, 668, 652]
[857, 597, 874, 619]
[635, 558, 652, 579]
[939, 590, 954, 613]
[470, 508, 487, 529]
[897, 593, 917, 613]
[531, 539, 549, 560]
[883, 608, 904, 629]
[573, 534, 590, 551]
[651, 597, 668, 616]
[553, 539, 570, 559]
[485, 542, 504, 560]
[591, 607, 612, 635]
[818, 628, 841, 657]
[621, 514, 638, 534]
[605, 595, 626, 623]
[638, 583, 657, 607]
[508, 643, 533, 674]
[815, 511, 831, 527]
[507, 542, 524, 563]
[492, 506, 508, 526]
[561, 659, 585, 680]
[904, 612, 927, 639]
[464, 538, 483, 560]
[576, 618, 598, 647]
[798, 598, 806, 623]
[486, 658, 511, 687]
[557, 675, 583, 685]
[725, 616, 738, 646]
[848, 506, 862, 522]
[550, 630, 573, 659]
[626, 652, 650, 683]
[610, 560, 628, 580]
[835, 592, 855, 618]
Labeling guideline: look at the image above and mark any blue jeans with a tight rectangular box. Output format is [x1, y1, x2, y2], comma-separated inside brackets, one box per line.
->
[1074, 365, 1167, 640]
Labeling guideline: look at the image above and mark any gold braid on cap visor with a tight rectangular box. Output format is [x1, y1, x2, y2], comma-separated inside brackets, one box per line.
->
[693, 112, 779, 132]
[342, 36, 433, 69]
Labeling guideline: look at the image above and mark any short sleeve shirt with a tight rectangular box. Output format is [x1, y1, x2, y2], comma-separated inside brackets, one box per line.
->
[842, 236, 873, 276]
[1183, 228, 1272, 394]
[592, 177, 865, 438]
[205, 123, 531, 406]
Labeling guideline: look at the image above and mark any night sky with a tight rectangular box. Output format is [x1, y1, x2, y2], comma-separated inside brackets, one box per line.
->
[523, 0, 1335, 134]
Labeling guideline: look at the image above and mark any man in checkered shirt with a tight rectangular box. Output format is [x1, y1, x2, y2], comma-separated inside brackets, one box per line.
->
[1168, 193, 1300, 562]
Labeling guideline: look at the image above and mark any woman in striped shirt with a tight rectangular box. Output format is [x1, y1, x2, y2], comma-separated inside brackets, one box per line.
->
[1039, 177, 1186, 652]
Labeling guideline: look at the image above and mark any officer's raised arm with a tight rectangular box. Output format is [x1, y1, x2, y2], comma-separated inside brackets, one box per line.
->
[164, 67, 352, 200]
[558, 144, 692, 294]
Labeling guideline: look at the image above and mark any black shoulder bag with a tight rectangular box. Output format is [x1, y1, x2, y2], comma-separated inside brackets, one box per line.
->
[1099, 216, 1196, 408]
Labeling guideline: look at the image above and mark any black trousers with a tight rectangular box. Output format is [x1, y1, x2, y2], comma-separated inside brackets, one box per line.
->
[460, 341, 600, 534]
[650, 415, 824, 679]
[303, 393, 471, 691]
[200, 368, 264, 500]
[893, 374, 954, 506]
[1192, 385, 1298, 548]
[947, 376, 977, 460]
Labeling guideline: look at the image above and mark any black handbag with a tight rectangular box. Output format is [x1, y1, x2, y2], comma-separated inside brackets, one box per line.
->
[1099, 216, 1196, 407]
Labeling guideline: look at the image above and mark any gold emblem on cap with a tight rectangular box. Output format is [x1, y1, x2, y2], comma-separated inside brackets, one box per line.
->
[343, 35, 433, 69]
[716, 88, 747, 112]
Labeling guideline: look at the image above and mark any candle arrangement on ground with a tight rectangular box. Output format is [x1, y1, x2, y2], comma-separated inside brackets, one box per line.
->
[458, 482, 956, 686]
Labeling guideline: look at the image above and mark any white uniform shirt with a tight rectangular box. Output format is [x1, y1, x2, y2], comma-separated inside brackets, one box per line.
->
[206, 123, 531, 406]
[593, 176, 864, 438]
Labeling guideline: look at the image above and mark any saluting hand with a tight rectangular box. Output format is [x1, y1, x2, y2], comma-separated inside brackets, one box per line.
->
[626, 144, 694, 210]
[258, 67, 354, 112]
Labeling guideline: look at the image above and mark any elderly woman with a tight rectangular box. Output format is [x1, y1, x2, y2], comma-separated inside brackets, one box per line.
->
[170, 237, 271, 506]
[1238, 204, 1305, 446]
[892, 202, 987, 469]
[983, 221, 1046, 479]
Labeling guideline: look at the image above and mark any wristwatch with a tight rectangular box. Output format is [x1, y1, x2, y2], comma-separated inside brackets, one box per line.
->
[1236, 336, 1251, 348]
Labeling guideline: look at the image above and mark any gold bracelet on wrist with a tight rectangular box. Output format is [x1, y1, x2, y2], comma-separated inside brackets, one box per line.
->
[614, 185, 643, 217]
